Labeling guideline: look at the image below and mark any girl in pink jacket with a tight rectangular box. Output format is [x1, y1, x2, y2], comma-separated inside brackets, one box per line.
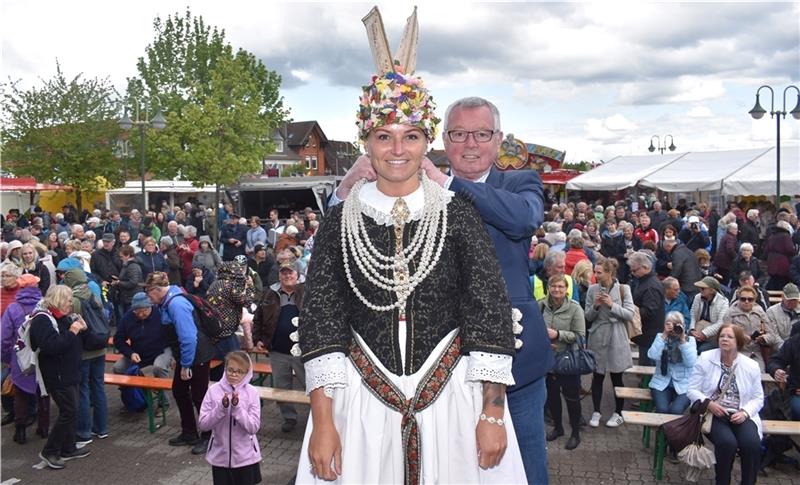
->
[198, 351, 262, 484]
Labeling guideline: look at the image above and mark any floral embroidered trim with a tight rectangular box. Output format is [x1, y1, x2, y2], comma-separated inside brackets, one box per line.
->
[348, 333, 461, 485]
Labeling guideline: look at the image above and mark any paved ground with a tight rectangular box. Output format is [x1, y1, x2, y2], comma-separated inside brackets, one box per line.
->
[1, 366, 798, 484]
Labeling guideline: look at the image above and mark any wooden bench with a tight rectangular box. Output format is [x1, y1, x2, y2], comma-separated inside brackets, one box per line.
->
[254, 386, 310, 405]
[104, 373, 173, 433]
[624, 365, 776, 383]
[623, 410, 800, 480]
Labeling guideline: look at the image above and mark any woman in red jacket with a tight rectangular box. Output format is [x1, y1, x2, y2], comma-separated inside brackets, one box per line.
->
[765, 221, 797, 290]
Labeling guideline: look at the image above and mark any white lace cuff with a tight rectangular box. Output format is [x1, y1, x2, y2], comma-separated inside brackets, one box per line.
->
[304, 352, 348, 395]
[465, 352, 515, 386]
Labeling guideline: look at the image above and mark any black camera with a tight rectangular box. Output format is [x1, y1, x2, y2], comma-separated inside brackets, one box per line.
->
[672, 323, 684, 336]
[750, 330, 764, 341]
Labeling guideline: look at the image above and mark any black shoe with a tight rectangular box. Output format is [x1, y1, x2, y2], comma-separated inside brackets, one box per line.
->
[546, 428, 564, 442]
[168, 433, 200, 447]
[281, 419, 297, 433]
[38, 452, 65, 469]
[191, 438, 209, 455]
[565, 435, 581, 450]
[61, 447, 91, 461]
[1, 413, 14, 426]
[13, 425, 26, 444]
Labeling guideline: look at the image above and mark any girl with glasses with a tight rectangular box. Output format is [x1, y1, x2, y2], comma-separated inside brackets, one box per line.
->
[198, 351, 262, 485]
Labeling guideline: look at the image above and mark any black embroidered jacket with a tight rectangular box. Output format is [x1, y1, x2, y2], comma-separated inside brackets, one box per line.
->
[298, 195, 514, 376]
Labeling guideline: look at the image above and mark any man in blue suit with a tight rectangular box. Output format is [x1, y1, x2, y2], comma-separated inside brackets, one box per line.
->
[331, 97, 553, 483]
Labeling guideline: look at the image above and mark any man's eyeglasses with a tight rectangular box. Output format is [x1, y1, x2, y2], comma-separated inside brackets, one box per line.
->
[446, 130, 497, 143]
[739, 297, 755, 303]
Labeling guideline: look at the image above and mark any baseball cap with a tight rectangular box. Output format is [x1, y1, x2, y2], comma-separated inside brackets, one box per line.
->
[783, 283, 800, 301]
[694, 276, 721, 293]
[279, 259, 299, 273]
[102, 233, 115, 242]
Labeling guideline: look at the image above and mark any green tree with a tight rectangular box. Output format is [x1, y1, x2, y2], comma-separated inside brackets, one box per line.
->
[1, 62, 123, 211]
[127, 8, 289, 239]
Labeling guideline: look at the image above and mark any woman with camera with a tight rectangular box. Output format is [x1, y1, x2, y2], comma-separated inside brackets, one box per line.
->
[29, 285, 90, 469]
[585, 257, 635, 428]
[540, 274, 586, 450]
[688, 324, 764, 485]
[647, 311, 697, 414]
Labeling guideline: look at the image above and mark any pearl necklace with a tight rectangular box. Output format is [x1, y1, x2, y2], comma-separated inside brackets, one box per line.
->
[341, 173, 449, 312]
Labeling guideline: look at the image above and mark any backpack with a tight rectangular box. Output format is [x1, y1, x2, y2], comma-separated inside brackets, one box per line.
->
[77, 295, 111, 351]
[15, 311, 56, 375]
[165, 292, 224, 341]
[119, 364, 147, 412]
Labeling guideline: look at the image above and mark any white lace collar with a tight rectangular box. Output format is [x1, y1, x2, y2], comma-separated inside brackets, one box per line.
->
[358, 181, 452, 226]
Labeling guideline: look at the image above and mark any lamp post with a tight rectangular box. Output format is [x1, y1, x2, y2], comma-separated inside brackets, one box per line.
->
[117, 101, 167, 211]
[748, 85, 800, 204]
[648, 135, 676, 154]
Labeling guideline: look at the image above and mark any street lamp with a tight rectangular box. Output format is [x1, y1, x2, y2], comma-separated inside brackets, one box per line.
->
[648, 135, 676, 154]
[748, 85, 800, 204]
[117, 101, 167, 211]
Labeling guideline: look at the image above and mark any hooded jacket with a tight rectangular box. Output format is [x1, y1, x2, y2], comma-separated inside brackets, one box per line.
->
[63, 268, 106, 360]
[198, 354, 262, 469]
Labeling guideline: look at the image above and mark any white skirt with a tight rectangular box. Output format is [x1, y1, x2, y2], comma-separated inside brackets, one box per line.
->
[296, 331, 526, 484]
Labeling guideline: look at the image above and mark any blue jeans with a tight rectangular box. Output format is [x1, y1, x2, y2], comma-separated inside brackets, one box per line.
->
[507, 377, 548, 485]
[651, 385, 690, 415]
[791, 395, 800, 421]
[77, 355, 108, 440]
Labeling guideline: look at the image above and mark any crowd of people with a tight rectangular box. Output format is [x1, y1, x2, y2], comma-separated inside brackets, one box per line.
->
[1, 169, 800, 483]
[530, 193, 800, 484]
[0, 200, 318, 482]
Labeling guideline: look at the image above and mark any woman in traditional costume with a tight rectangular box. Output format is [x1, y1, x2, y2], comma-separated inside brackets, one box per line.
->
[294, 7, 526, 484]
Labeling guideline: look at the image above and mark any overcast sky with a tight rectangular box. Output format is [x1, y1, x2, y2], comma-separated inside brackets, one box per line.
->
[3, 1, 799, 163]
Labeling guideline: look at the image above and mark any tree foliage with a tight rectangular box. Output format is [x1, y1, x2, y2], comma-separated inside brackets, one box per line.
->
[1, 62, 123, 210]
[126, 8, 289, 186]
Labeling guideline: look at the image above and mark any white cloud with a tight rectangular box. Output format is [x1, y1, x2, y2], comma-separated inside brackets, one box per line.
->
[584, 114, 638, 142]
[686, 106, 713, 118]
[290, 69, 311, 82]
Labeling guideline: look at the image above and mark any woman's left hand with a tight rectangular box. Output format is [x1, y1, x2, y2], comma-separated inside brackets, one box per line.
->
[730, 410, 748, 425]
[476, 418, 507, 469]
[547, 328, 558, 340]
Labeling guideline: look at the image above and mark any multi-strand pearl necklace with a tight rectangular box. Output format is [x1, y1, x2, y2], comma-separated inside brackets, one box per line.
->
[341, 173, 449, 312]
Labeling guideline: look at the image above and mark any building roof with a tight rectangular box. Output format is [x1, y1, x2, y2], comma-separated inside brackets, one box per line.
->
[283, 121, 328, 147]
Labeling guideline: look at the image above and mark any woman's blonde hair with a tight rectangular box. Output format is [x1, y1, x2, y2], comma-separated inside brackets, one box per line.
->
[532, 243, 549, 261]
[572, 259, 594, 286]
[42, 285, 73, 311]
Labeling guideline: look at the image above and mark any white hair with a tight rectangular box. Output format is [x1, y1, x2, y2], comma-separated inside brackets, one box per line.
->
[739, 242, 753, 253]
[442, 97, 502, 132]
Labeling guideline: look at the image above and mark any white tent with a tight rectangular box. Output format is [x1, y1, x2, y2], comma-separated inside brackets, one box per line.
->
[565, 152, 687, 191]
[639, 147, 772, 192]
[723, 146, 800, 196]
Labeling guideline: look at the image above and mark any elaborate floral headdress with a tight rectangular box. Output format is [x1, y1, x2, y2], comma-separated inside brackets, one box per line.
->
[356, 7, 439, 143]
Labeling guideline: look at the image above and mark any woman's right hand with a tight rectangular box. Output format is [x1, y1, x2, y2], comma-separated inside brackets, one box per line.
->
[308, 422, 342, 481]
[707, 400, 728, 418]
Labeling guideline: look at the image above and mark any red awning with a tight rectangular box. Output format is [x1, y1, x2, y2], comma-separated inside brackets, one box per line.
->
[0, 177, 72, 192]
[541, 170, 581, 185]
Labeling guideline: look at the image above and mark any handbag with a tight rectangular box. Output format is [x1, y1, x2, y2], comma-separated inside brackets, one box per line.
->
[662, 398, 710, 452]
[620, 284, 642, 339]
[701, 363, 737, 435]
[553, 334, 596, 375]
[1, 375, 14, 396]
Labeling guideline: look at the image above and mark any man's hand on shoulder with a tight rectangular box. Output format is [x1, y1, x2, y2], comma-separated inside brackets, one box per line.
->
[336, 155, 377, 200]
[420, 156, 449, 187]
